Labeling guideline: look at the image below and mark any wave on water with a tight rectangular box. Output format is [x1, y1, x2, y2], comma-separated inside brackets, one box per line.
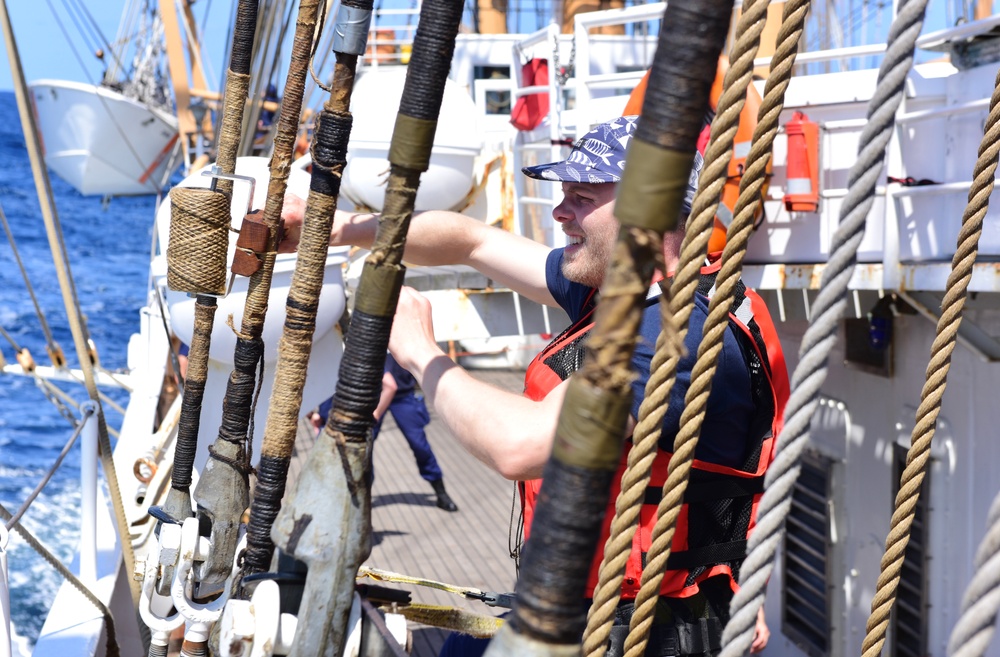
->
[0, 89, 156, 645]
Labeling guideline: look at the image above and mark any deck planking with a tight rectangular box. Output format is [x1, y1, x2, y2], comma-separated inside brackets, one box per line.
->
[289, 368, 526, 656]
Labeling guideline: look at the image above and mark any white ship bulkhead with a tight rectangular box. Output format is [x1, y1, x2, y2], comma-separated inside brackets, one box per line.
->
[741, 50, 1000, 657]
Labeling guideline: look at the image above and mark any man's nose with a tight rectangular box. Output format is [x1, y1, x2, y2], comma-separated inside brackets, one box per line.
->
[552, 198, 572, 223]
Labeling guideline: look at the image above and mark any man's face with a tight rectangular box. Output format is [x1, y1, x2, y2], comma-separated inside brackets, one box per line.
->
[553, 182, 619, 288]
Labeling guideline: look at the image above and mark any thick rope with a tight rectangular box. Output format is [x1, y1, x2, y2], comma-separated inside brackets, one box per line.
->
[0, 501, 119, 657]
[947, 489, 1000, 657]
[719, 0, 931, 652]
[596, 2, 769, 655]
[860, 65, 1000, 657]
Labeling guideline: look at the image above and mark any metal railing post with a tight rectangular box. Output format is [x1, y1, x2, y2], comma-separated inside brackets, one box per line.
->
[79, 400, 98, 586]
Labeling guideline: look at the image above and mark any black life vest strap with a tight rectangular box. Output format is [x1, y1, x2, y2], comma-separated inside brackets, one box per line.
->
[642, 473, 765, 505]
[664, 539, 749, 571]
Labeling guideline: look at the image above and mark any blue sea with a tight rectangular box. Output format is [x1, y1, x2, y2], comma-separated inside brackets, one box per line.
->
[0, 90, 156, 644]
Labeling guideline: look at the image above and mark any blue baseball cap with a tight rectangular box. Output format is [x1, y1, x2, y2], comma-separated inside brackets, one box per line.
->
[521, 115, 702, 215]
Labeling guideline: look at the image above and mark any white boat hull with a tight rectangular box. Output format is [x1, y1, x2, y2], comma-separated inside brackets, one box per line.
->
[29, 80, 179, 197]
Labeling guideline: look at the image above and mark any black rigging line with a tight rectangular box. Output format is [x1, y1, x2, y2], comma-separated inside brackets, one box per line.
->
[43, 0, 97, 84]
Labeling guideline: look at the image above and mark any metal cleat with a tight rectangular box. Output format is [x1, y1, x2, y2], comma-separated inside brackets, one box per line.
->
[219, 579, 298, 657]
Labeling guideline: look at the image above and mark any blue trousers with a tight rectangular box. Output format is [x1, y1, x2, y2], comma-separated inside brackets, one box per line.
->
[438, 633, 491, 657]
[373, 393, 443, 482]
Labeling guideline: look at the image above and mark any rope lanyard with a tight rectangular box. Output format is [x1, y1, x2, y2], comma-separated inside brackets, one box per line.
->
[0, 500, 120, 657]
[583, 0, 779, 654]
[0, 0, 137, 605]
[493, 0, 732, 654]
[269, 1, 464, 654]
[717, 0, 934, 652]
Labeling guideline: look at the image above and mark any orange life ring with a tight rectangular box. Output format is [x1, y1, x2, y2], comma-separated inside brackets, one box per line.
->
[624, 57, 770, 254]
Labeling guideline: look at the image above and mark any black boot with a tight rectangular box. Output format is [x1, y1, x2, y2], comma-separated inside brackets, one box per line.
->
[431, 479, 458, 512]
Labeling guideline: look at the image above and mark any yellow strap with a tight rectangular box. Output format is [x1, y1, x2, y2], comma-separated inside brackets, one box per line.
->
[357, 565, 485, 598]
[394, 604, 504, 639]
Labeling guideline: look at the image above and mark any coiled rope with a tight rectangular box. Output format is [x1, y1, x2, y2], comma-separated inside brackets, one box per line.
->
[719, 0, 932, 652]
[860, 62, 1000, 657]
[581, 2, 772, 655]
[947, 488, 1000, 657]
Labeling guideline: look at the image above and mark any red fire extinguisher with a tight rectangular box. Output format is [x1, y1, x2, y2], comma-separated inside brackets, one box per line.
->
[783, 111, 820, 212]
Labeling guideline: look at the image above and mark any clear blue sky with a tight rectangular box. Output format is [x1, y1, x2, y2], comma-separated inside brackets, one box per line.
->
[0, 1, 233, 91]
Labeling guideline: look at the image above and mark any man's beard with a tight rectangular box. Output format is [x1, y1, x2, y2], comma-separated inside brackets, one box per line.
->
[561, 238, 612, 289]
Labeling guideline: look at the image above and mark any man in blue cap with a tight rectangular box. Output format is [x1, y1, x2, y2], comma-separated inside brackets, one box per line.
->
[281, 116, 778, 656]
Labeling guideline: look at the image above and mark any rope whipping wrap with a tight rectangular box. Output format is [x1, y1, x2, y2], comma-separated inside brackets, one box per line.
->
[720, 0, 931, 653]
[270, 2, 463, 656]
[0, 501, 119, 657]
[331, 0, 463, 442]
[861, 66, 1000, 657]
[215, 0, 258, 188]
[0, 0, 138, 604]
[500, 0, 730, 649]
[245, 12, 369, 583]
[217, 0, 321, 581]
[948, 488, 1000, 657]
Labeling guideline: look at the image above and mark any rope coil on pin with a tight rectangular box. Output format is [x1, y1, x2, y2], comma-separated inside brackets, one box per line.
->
[167, 187, 232, 296]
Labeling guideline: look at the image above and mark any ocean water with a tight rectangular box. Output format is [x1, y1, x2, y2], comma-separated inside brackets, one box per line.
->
[0, 90, 155, 644]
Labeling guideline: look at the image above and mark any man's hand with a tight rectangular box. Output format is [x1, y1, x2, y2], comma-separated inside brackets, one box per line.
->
[388, 287, 444, 375]
[750, 605, 770, 653]
[278, 193, 307, 253]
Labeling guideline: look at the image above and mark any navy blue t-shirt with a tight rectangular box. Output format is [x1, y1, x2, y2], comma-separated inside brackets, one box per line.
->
[544, 248, 756, 469]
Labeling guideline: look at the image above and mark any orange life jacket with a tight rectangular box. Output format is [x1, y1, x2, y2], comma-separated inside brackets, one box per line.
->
[624, 58, 771, 255]
[521, 264, 788, 599]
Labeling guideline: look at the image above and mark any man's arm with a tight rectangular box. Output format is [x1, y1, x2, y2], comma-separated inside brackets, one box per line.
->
[374, 371, 397, 421]
[280, 194, 557, 307]
[389, 286, 566, 480]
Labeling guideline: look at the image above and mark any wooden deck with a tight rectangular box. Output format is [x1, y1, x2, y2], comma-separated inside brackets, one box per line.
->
[289, 368, 525, 656]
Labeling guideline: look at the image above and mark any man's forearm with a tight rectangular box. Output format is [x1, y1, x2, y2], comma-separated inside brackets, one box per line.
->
[411, 352, 561, 481]
[332, 208, 481, 267]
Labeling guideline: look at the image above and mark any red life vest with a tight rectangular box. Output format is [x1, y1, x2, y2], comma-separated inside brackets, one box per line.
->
[520, 263, 788, 600]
